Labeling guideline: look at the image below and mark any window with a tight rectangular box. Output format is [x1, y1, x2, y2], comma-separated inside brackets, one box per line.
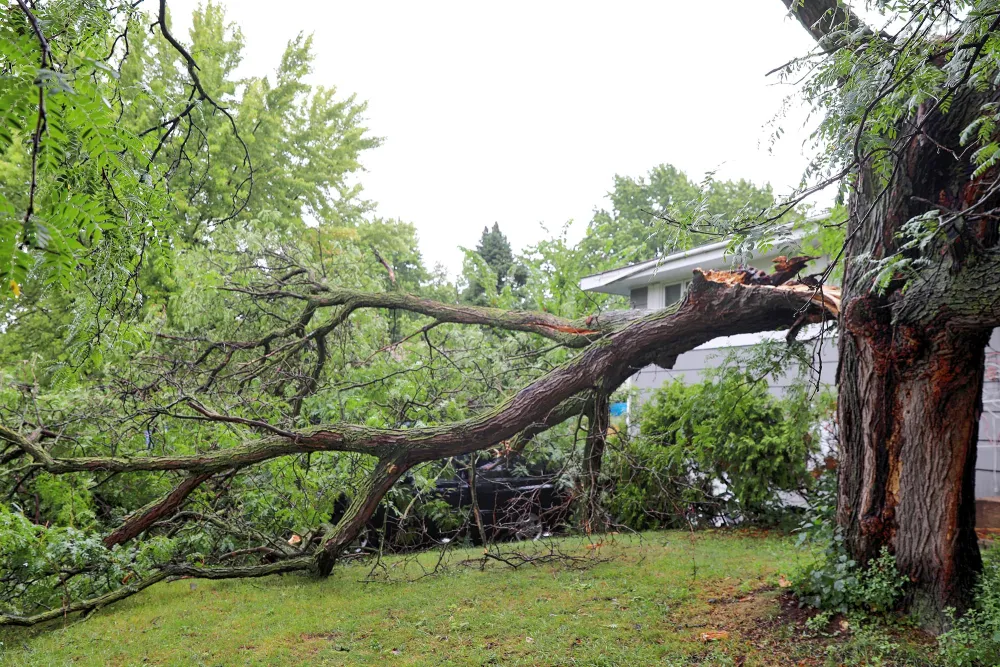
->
[664, 283, 682, 306]
[630, 286, 648, 310]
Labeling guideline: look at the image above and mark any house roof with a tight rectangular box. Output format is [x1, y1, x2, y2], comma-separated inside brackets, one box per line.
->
[578, 230, 807, 297]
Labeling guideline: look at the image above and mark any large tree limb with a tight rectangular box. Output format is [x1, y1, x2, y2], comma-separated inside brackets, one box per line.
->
[0, 558, 312, 627]
[184, 252, 821, 395]
[102, 473, 214, 548]
[3, 274, 840, 477]
[305, 289, 610, 344]
[0, 271, 840, 624]
[315, 456, 411, 574]
[488, 394, 595, 463]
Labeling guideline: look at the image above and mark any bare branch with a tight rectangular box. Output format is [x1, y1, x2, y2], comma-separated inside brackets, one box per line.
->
[14, 0, 51, 243]
[155, 0, 253, 223]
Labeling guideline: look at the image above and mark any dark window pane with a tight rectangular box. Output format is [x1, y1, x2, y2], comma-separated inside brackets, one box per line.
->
[664, 283, 682, 306]
[630, 286, 648, 309]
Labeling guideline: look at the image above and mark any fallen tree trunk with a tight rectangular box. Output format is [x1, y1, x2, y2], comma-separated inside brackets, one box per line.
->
[0, 269, 839, 625]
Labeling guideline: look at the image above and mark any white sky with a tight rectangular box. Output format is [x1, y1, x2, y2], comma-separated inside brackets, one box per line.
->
[166, 1, 822, 273]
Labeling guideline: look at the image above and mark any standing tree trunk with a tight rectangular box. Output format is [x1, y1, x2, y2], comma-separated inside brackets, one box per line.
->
[837, 88, 998, 620]
[838, 302, 988, 616]
[783, 0, 1000, 623]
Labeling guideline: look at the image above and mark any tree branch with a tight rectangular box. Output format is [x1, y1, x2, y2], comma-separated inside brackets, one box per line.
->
[14, 0, 51, 244]
[781, 0, 875, 52]
[103, 472, 214, 548]
[0, 558, 312, 627]
[5, 273, 840, 476]
[214, 287, 610, 349]
[155, 0, 253, 223]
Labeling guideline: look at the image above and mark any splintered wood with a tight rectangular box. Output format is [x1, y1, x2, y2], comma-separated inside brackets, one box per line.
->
[698, 255, 841, 318]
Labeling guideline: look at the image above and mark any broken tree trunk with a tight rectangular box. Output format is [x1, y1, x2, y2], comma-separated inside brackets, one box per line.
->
[783, 0, 1000, 624]
[837, 88, 1000, 621]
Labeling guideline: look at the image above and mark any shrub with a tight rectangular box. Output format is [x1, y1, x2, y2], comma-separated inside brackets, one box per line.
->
[794, 542, 908, 616]
[937, 545, 1000, 666]
[606, 368, 829, 529]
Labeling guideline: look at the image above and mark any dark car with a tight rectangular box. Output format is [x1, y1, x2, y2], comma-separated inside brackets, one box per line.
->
[434, 464, 573, 543]
[332, 462, 573, 552]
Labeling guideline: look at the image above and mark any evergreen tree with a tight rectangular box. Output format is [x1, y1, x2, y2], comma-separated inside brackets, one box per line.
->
[463, 222, 527, 304]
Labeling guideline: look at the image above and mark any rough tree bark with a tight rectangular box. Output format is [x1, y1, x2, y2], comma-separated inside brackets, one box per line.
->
[103, 472, 214, 548]
[837, 93, 998, 616]
[785, 0, 1000, 620]
[581, 390, 610, 533]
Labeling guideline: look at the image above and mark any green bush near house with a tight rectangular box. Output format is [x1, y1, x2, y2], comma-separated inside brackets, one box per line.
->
[607, 368, 833, 530]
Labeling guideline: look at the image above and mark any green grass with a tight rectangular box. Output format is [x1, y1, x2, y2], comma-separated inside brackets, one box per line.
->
[0, 531, 928, 666]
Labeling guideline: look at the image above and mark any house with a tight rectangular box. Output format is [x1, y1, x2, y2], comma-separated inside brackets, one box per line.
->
[579, 237, 1000, 501]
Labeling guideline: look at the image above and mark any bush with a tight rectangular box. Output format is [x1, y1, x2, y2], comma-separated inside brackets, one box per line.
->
[0, 504, 178, 616]
[937, 545, 1000, 666]
[794, 541, 908, 616]
[606, 368, 831, 529]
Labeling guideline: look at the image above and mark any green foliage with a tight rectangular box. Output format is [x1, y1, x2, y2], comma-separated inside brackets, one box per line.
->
[31, 473, 97, 530]
[768, 2, 1000, 296]
[937, 546, 1000, 666]
[0, 2, 165, 299]
[795, 540, 909, 617]
[0, 2, 403, 615]
[796, 205, 848, 282]
[796, 535, 861, 613]
[857, 548, 911, 616]
[0, 503, 177, 617]
[793, 456, 908, 618]
[462, 222, 528, 305]
[517, 164, 797, 322]
[607, 366, 828, 530]
[577, 164, 785, 273]
[0, 1, 379, 361]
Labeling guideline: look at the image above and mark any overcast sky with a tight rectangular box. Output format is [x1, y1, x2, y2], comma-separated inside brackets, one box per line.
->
[167, 1, 821, 273]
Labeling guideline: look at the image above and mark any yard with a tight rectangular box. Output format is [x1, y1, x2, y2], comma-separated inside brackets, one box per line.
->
[0, 531, 933, 666]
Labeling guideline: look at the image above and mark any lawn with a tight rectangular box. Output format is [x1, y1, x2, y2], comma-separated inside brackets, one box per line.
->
[0, 531, 929, 666]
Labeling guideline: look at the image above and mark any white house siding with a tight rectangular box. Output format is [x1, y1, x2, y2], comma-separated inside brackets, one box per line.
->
[978, 329, 1000, 496]
[627, 331, 839, 403]
[627, 328, 1000, 500]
